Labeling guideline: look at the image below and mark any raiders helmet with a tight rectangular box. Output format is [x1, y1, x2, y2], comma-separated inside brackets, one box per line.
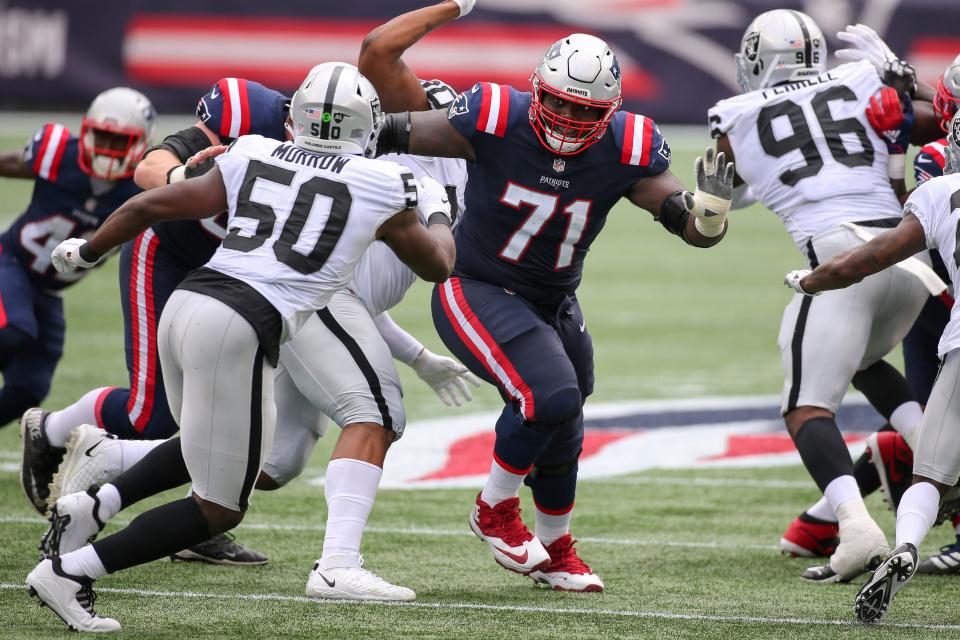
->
[735, 10, 826, 93]
[945, 110, 960, 175]
[79, 87, 156, 180]
[935, 54, 960, 132]
[288, 62, 382, 157]
[529, 33, 623, 155]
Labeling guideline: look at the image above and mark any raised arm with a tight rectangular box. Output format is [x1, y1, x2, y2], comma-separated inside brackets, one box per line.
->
[359, 0, 466, 114]
[787, 214, 928, 295]
[379, 109, 476, 161]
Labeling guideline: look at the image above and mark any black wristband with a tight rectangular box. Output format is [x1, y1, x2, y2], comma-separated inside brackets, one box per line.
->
[78, 242, 102, 263]
[427, 212, 452, 227]
[378, 112, 412, 156]
[656, 191, 692, 243]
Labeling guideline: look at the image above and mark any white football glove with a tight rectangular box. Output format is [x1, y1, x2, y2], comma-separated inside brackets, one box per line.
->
[417, 176, 453, 225]
[449, 0, 476, 18]
[682, 147, 734, 237]
[410, 348, 481, 406]
[784, 269, 820, 296]
[836, 24, 897, 72]
[51, 238, 103, 274]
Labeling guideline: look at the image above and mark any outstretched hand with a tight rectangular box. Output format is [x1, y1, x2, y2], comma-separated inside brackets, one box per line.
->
[682, 147, 735, 238]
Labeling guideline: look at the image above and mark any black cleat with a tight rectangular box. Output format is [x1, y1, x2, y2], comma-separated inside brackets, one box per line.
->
[170, 532, 267, 566]
[19, 408, 65, 515]
[855, 542, 918, 623]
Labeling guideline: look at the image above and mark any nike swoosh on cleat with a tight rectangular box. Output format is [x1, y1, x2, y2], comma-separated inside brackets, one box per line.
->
[319, 572, 335, 588]
[494, 546, 528, 565]
[84, 441, 104, 457]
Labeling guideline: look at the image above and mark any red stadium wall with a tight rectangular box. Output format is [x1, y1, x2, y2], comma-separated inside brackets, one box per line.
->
[0, 0, 955, 123]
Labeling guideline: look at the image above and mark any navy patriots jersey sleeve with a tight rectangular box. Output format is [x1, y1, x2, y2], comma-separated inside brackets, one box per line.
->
[914, 139, 947, 185]
[608, 111, 671, 177]
[23, 123, 73, 184]
[447, 82, 524, 143]
[195, 78, 290, 143]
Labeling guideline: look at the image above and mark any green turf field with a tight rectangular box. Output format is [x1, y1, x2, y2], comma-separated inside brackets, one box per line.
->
[1, 128, 959, 639]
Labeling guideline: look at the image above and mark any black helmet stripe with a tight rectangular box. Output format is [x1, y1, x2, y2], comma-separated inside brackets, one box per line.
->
[320, 65, 345, 140]
[787, 10, 813, 68]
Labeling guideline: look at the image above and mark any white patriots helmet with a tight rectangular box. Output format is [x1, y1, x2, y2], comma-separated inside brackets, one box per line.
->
[529, 33, 623, 156]
[934, 54, 960, 132]
[287, 62, 382, 157]
[79, 87, 156, 181]
[945, 110, 960, 175]
[735, 10, 826, 93]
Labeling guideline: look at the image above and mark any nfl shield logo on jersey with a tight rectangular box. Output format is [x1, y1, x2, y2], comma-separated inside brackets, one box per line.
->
[553, 158, 565, 173]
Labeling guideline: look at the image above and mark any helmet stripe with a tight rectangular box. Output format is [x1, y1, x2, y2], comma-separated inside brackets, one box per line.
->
[319, 64, 345, 141]
[217, 79, 232, 138]
[236, 78, 251, 136]
[787, 10, 812, 68]
[225, 77, 243, 139]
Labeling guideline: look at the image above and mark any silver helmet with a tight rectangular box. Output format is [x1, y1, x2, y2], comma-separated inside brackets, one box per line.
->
[945, 110, 960, 175]
[529, 33, 623, 155]
[287, 62, 382, 157]
[735, 10, 826, 93]
[935, 54, 960, 132]
[79, 87, 156, 180]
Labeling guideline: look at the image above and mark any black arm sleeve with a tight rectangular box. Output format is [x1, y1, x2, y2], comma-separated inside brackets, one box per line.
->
[376, 112, 411, 156]
[145, 126, 213, 164]
[655, 191, 692, 244]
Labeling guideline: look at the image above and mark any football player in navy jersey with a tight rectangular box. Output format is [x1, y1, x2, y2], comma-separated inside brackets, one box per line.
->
[17, 78, 286, 565]
[377, 32, 734, 591]
[0, 88, 154, 429]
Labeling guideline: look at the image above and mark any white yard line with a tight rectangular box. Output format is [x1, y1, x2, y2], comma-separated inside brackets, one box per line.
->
[0, 515, 776, 551]
[591, 476, 813, 490]
[0, 582, 956, 631]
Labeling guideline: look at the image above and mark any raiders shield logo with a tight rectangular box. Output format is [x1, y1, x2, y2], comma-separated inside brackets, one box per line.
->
[553, 158, 565, 173]
[743, 32, 761, 62]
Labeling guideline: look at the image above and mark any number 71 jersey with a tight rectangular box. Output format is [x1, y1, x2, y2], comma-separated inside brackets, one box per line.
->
[447, 83, 670, 302]
[708, 60, 901, 249]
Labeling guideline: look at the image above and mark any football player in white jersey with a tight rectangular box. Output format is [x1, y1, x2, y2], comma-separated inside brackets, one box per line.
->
[709, 10, 932, 583]
[24, 62, 456, 633]
[784, 109, 960, 623]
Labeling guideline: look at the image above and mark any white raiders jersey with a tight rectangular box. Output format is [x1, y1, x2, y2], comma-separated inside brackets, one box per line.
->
[709, 60, 902, 250]
[210, 135, 416, 338]
[349, 152, 466, 316]
[905, 172, 960, 356]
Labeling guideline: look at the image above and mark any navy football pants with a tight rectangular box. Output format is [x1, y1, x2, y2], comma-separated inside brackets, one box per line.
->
[433, 276, 593, 512]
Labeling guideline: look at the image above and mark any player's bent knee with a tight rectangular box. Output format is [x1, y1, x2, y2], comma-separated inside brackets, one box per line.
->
[533, 387, 582, 429]
[783, 405, 833, 437]
[193, 494, 245, 534]
[532, 457, 579, 478]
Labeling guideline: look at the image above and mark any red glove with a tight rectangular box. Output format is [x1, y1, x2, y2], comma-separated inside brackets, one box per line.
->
[866, 86, 904, 132]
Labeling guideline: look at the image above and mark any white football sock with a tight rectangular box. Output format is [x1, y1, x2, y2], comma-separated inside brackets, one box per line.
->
[96, 484, 122, 522]
[60, 545, 107, 580]
[890, 401, 923, 448]
[805, 496, 838, 523]
[44, 388, 114, 448]
[535, 507, 572, 546]
[896, 482, 940, 548]
[479, 458, 525, 507]
[824, 475, 861, 515]
[320, 458, 381, 569]
[117, 439, 163, 473]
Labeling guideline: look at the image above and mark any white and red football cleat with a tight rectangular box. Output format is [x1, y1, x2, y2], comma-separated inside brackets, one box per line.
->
[469, 494, 549, 574]
[779, 512, 839, 558]
[865, 431, 913, 511]
[529, 534, 604, 592]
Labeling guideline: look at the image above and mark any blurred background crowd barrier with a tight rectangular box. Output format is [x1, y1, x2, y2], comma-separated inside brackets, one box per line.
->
[1, 0, 956, 123]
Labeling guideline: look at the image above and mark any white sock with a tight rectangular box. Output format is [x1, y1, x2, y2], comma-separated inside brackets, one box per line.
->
[535, 507, 572, 546]
[805, 496, 837, 523]
[479, 458, 525, 507]
[96, 484, 122, 522]
[320, 458, 381, 569]
[118, 439, 164, 473]
[896, 482, 940, 547]
[890, 401, 923, 448]
[823, 475, 861, 515]
[60, 545, 107, 580]
[44, 388, 114, 448]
